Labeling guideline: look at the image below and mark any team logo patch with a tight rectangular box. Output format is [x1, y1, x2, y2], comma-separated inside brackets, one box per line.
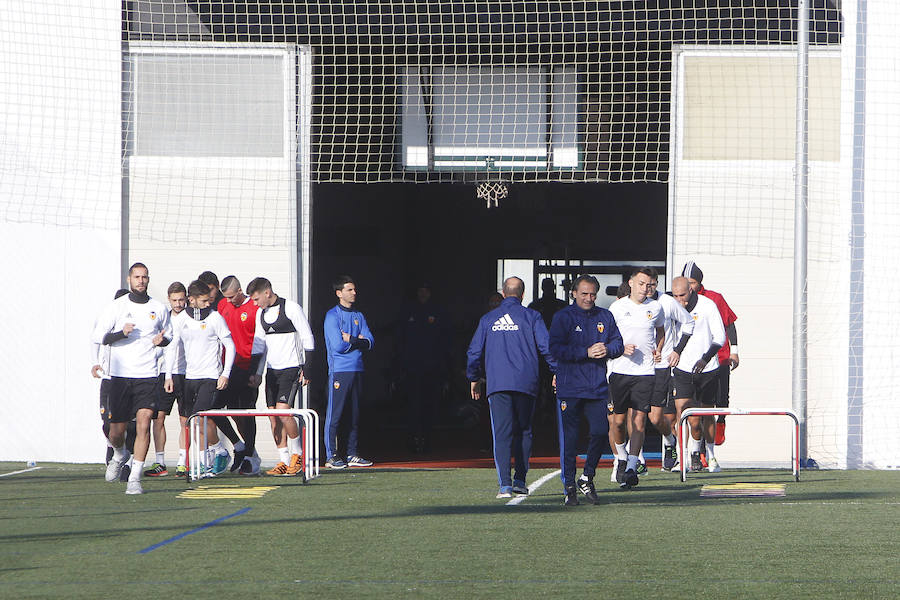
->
[428, 316, 436, 324]
[560, 401, 567, 412]
[333, 381, 340, 390]
[354, 319, 359, 326]
[200, 323, 207, 330]
[575, 325, 582, 332]
[597, 323, 604, 333]
[240, 312, 248, 322]
[492, 313, 519, 331]
[646, 311, 653, 319]
[149, 312, 156, 320]
[693, 314, 699, 321]
[99, 406, 105, 415]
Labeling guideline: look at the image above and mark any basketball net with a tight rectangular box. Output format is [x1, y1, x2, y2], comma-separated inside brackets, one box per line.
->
[475, 181, 509, 208]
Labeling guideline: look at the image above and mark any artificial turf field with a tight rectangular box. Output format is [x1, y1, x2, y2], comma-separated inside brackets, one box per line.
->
[1, 463, 898, 599]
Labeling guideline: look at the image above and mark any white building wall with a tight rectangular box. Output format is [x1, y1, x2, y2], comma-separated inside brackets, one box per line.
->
[0, 1, 122, 463]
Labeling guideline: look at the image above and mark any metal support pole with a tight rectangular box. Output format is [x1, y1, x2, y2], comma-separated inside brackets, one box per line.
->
[793, 0, 810, 463]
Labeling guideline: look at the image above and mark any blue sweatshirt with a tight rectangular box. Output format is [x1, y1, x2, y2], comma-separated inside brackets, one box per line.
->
[324, 304, 374, 373]
[466, 296, 557, 397]
[549, 302, 624, 400]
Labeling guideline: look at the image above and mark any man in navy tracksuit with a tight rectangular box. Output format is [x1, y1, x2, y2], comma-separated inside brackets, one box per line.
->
[324, 275, 375, 469]
[466, 277, 557, 499]
[550, 275, 624, 506]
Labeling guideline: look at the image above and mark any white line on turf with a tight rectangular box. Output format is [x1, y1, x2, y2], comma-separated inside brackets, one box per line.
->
[506, 469, 561, 506]
[0, 466, 41, 477]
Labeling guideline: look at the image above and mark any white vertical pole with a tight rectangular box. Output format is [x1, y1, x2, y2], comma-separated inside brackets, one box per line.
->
[793, 0, 810, 463]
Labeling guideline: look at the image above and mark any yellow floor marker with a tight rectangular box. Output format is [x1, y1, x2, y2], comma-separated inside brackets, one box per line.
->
[178, 485, 279, 499]
[700, 483, 786, 498]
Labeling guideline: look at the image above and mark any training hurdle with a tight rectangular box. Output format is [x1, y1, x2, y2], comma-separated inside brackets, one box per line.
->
[186, 409, 320, 484]
[678, 407, 800, 483]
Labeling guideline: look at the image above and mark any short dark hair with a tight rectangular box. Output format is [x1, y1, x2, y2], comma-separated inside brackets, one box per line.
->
[167, 281, 186, 296]
[333, 275, 355, 292]
[220, 275, 240, 293]
[114, 288, 129, 299]
[246, 277, 272, 296]
[631, 267, 659, 279]
[616, 281, 631, 299]
[128, 262, 148, 275]
[187, 280, 211, 298]
[198, 271, 219, 287]
[571, 275, 600, 292]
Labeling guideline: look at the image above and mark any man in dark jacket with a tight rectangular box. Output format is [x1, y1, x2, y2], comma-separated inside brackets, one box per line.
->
[550, 275, 624, 506]
[466, 277, 557, 499]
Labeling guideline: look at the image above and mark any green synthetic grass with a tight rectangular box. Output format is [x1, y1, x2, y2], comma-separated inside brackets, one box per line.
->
[1, 463, 898, 599]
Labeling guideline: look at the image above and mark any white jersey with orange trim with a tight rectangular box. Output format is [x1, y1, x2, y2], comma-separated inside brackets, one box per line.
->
[674, 294, 725, 374]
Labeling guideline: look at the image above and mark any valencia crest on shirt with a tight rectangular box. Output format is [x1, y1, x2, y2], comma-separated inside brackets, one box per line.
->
[597, 322, 604, 333]
[149, 312, 157, 320]
[333, 381, 341, 390]
[240, 312, 248, 322]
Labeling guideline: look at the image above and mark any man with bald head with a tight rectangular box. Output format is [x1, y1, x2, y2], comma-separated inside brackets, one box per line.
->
[670, 276, 726, 473]
[467, 277, 557, 499]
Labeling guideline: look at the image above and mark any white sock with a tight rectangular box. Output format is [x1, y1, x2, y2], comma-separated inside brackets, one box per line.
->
[287, 435, 301, 456]
[638, 448, 645, 464]
[664, 434, 676, 447]
[177, 449, 186, 467]
[626, 454, 639, 471]
[625, 439, 631, 454]
[156, 452, 165, 465]
[689, 436, 702, 454]
[210, 441, 228, 456]
[614, 442, 628, 461]
[705, 441, 716, 460]
[233, 441, 245, 453]
[278, 446, 290, 464]
[113, 445, 127, 461]
[129, 460, 143, 482]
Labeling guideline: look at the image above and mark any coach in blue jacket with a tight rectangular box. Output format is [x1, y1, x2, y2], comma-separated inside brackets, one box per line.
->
[549, 275, 624, 506]
[466, 277, 557, 499]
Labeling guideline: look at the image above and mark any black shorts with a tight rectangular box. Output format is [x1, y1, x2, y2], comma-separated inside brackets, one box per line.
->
[672, 368, 718, 406]
[220, 366, 259, 409]
[716, 362, 731, 408]
[156, 373, 186, 416]
[184, 378, 223, 416]
[608, 373, 653, 414]
[265, 367, 300, 408]
[651, 367, 675, 413]
[107, 376, 158, 423]
[99, 378, 112, 425]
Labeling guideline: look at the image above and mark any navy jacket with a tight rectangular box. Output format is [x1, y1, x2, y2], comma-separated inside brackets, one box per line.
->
[549, 303, 624, 400]
[466, 297, 557, 397]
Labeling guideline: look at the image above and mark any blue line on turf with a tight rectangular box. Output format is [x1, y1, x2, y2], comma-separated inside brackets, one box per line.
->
[138, 507, 251, 554]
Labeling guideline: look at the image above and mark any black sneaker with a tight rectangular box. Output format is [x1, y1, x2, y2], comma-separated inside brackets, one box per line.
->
[119, 464, 131, 482]
[615, 459, 626, 484]
[621, 468, 639, 489]
[663, 444, 677, 471]
[564, 485, 579, 506]
[231, 448, 248, 472]
[577, 475, 600, 504]
[690, 451, 703, 473]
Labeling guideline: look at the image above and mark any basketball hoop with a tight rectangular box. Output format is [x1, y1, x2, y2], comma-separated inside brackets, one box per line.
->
[476, 181, 509, 208]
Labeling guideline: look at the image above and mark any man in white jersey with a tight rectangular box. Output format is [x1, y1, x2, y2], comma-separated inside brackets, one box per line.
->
[91, 288, 131, 469]
[670, 276, 726, 473]
[144, 282, 188, 477]
[607, 268, 665, 489]
[247, 277, 315, 476]
[647, 274, 694, 471]
[91, 263, 172, 495]
[165, 280, 236, 475]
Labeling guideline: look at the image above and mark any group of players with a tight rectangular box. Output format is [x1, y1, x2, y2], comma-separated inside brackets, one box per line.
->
[466, 262, 737, 505]
[90, 264, 373, 495]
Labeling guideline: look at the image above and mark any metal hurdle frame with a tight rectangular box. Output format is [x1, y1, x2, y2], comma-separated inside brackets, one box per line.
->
[186, 408, 320, 484]
[678, 407, 800, 482]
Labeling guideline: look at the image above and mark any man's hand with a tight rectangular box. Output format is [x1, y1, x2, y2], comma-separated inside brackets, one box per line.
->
[729, 354, 740, 370]
[216, 376, 229, 390]
[164, 378, 174, 393]
[248, 374, 262, 387]
[692, 358, 709, 374]
[551, 375, 556, 390]
[298, 371, 310, 386]
[587, 342, 607, 359]
[151, 331, 164, 346]
[668, 351, 681, 368]
[341, 331, 351, 343]
[123, 323, 135, 336]
[91, 365, 103, 379]
[652, 349, 661, 363]
[623, 343, 637, 357]
[470, 380, 481, 401]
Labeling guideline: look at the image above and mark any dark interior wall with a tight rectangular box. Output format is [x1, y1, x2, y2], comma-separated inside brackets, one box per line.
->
[305, 181, 667, 437]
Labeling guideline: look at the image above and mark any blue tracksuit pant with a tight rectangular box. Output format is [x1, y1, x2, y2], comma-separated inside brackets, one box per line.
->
[557, 397, 609, 488]
[325, 372, 362, 459]
[488, 391, 536, 489]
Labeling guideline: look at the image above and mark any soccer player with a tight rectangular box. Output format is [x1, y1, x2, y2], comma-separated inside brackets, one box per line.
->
[670, 276, 726, 473]
[91, 263, 171, 495]
[549, 275, 624, 506]
[682, 261, 739, 445]
[608, 268, 666, 489]
[91, 288, 131, 469]
[144, 282, 187, 477]
[466, 276, 557, 499]
[647, 274, 694, 471]
[198, 271, 225, 310]
[218, 275, 262, 475]
[323, 275, 374, 469]
[165, 280, 236, 475]
[247, 277, 315, 476]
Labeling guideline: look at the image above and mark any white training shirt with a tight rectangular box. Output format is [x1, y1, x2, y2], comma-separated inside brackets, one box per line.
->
[609, 296, 665, 376]
[91, 294, 171, 379]
[253, 298, 315, 373]
[674, 294, 726, 375]
[167, 308, 235, 380]
[162, 309, 188, 375]
[656, 292, 695, 369]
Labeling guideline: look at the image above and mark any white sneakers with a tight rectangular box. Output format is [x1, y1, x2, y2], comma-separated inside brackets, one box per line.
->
[125, 480, 143, 495]
[105, 451, 130, 482]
